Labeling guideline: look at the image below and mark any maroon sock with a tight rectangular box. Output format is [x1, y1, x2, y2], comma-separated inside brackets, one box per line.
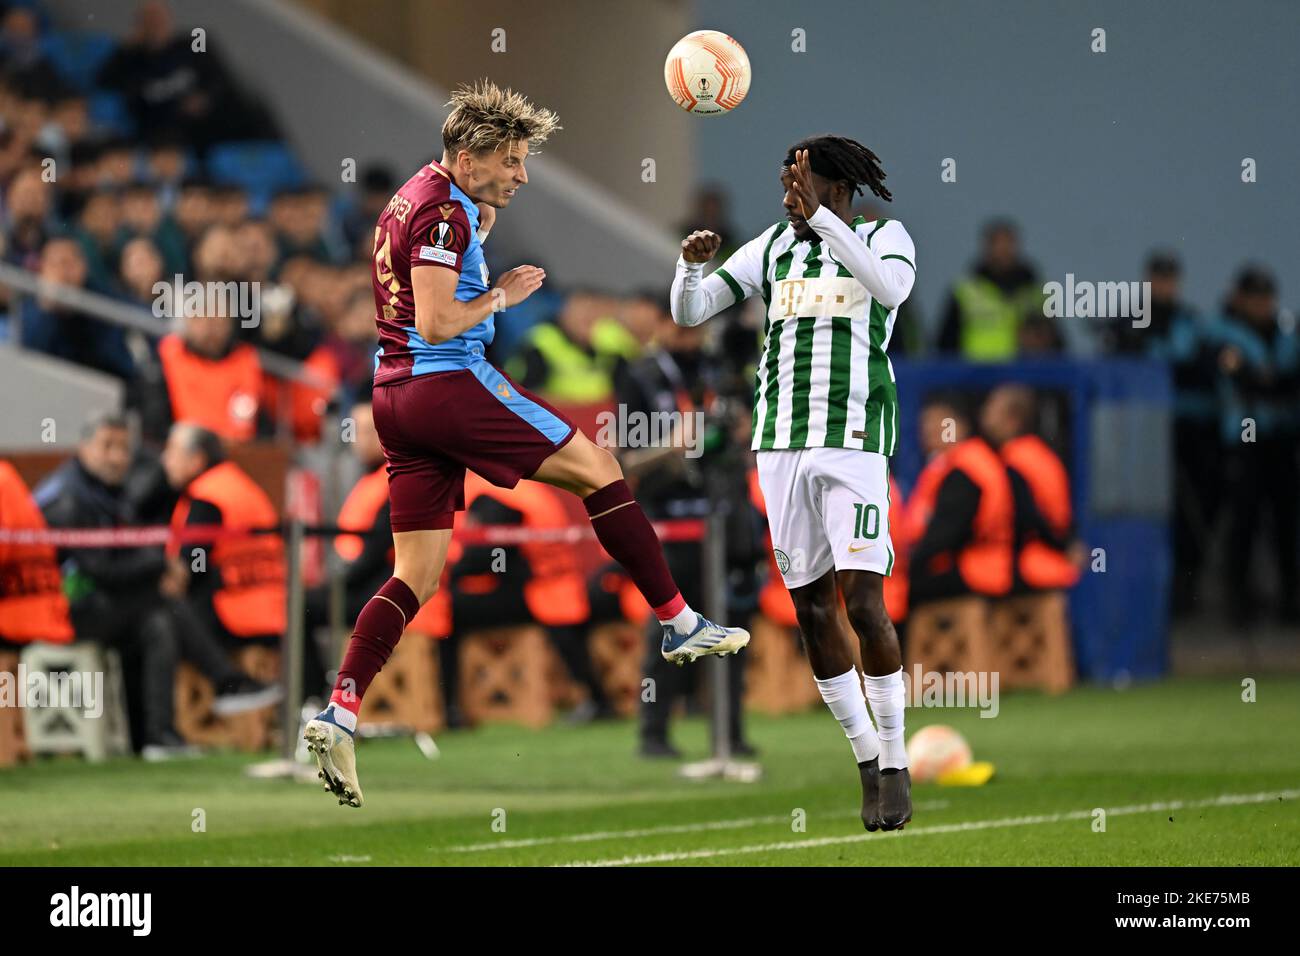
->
[584, 479, 686, 620]
[330, 577, 421, 715]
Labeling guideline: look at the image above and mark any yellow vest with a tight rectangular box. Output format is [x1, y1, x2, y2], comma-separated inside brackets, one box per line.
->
[952, 276, 1044, 361]
[523, 319, 640, 403]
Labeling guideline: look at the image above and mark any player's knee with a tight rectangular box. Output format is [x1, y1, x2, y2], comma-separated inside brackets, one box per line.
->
[575, 442, 623, 496]
[394, 567, 438, 606]
[589, 443, 623, 485]
[844, 585, 888, 641]
[792, 595, 838, 647]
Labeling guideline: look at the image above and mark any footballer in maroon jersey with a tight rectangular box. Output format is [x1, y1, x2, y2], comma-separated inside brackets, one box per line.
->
[305, 81, 749, 808]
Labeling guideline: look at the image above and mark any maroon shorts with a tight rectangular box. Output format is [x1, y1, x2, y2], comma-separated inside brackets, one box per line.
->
[372, 364, 577, 532]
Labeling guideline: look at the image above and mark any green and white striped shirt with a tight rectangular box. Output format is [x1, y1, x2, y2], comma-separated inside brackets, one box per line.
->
[672, 208, 916, 454]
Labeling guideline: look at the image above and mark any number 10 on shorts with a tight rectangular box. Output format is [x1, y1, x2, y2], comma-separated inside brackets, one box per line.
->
[852, 502, 880, 540]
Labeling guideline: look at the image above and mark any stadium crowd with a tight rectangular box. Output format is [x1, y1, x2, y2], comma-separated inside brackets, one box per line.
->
[1, 0, 1296, 759]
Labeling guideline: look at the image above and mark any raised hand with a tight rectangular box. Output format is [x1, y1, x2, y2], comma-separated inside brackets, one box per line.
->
[493, 265, 545, 309]
[681, 230, 722, 263]
[789, 148, 821, 219]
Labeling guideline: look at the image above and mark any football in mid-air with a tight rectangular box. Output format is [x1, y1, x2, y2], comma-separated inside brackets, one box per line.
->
[663, 29, 750, 115]
[907, 725, 974, 783]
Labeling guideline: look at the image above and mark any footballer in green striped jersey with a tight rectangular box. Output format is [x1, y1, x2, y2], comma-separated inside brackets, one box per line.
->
[671, 135, 914, 833]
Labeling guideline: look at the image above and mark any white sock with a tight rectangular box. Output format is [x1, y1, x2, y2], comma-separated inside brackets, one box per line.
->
[663, 606, 700, 635]
[863, 668, 908, 770]
[815, 668, 880, 765]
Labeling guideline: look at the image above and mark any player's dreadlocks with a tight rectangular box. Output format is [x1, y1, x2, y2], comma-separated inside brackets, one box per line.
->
[783, 134, 892, 202]
[442, 79, 562, 157]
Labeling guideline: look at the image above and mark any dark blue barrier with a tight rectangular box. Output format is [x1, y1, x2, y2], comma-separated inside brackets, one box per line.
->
[890, 357, 1173, 681]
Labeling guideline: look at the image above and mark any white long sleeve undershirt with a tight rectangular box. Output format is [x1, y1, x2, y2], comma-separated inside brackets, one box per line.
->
[805, 205, 914, 310]
[670, 257, 734, 327]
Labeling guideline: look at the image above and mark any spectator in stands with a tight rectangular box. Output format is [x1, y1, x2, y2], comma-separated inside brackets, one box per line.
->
[613, 299, 753, 756]
[19, 236, 135, 378]
[980, 385, 1081, 592]
[95, 139, 138, 188]
[145, 133, 190, 207]
[234, 218, 278, 284]
[899, 392, 1014, 611]
[507, 289, 641, 405]
[132, 306, 261, 444]
[321, 284, 381, 407]
[0, 5, 66, 101]
[119, 180, 187, 276]
[210, 183, 249, 229]
[937, 219, 1047, 361]
[96, 0, 279, 153]
[35, 413, 278, 758]
[171, 176, 215, 252]
[1102, 252, 1220, 614]
[341, 164, 396, 251]
[71, 185, 121, 291]
[115, 234, 165, 317]
[270, 184, 344, 264]
[36, 93, 89, 170]
[161, 422, 290, 664]
[1210, 267, 1300, 625]
[2, 162, 53, 271]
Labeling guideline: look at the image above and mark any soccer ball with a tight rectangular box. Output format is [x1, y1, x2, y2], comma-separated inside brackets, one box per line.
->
[906, 725, 973, 783]
[663, 29, 751, 115]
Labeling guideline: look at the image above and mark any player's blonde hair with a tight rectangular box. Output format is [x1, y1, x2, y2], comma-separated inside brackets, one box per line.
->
[441, 80, 561, 157]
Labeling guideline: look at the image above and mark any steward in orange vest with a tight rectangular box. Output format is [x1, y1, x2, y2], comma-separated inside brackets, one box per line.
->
[903, 395, 1014, 609]
[980, 385, 1080, 591]
[0, 460, 73, 644]
[451, 472, 588, 628]
[138, 312, 261, 444]
[261, 344, 340, 445]
[163, 424, 285, 640]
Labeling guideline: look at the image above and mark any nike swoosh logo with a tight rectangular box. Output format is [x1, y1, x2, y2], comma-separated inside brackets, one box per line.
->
[847, 544, 874, 553]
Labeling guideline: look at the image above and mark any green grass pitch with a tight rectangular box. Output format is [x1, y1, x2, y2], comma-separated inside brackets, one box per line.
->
[2, 676, 1297, 866]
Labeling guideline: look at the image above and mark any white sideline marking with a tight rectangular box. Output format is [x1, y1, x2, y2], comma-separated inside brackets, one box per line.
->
[561, 789, 1300, 867]
[446, 801, 949, 853]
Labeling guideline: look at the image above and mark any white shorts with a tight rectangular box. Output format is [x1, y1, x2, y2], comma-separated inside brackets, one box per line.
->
[756, 447, 895, 589]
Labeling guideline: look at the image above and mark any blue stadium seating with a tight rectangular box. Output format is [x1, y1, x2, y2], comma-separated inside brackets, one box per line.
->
[86, 90, 134, 137]
[206, 140, 306, 210]
[42, 31, 117, 93]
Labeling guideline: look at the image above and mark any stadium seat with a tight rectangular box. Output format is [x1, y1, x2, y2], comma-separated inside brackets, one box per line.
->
[744, 614, 821, 715]
[354, 630, 442, 734]
[42, 31, 117, 93]
[586, 621, 644, 717]
[86, 90, 135, 138]
[19, 641, 131, 762]
[459, 626, 554, 729]
[206, 141, 305, 209]
[905, 596, 996, 677]
[988, 592, 1074, 693]
[0, 648, 29, 767]
[175, 646, 281, 751]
